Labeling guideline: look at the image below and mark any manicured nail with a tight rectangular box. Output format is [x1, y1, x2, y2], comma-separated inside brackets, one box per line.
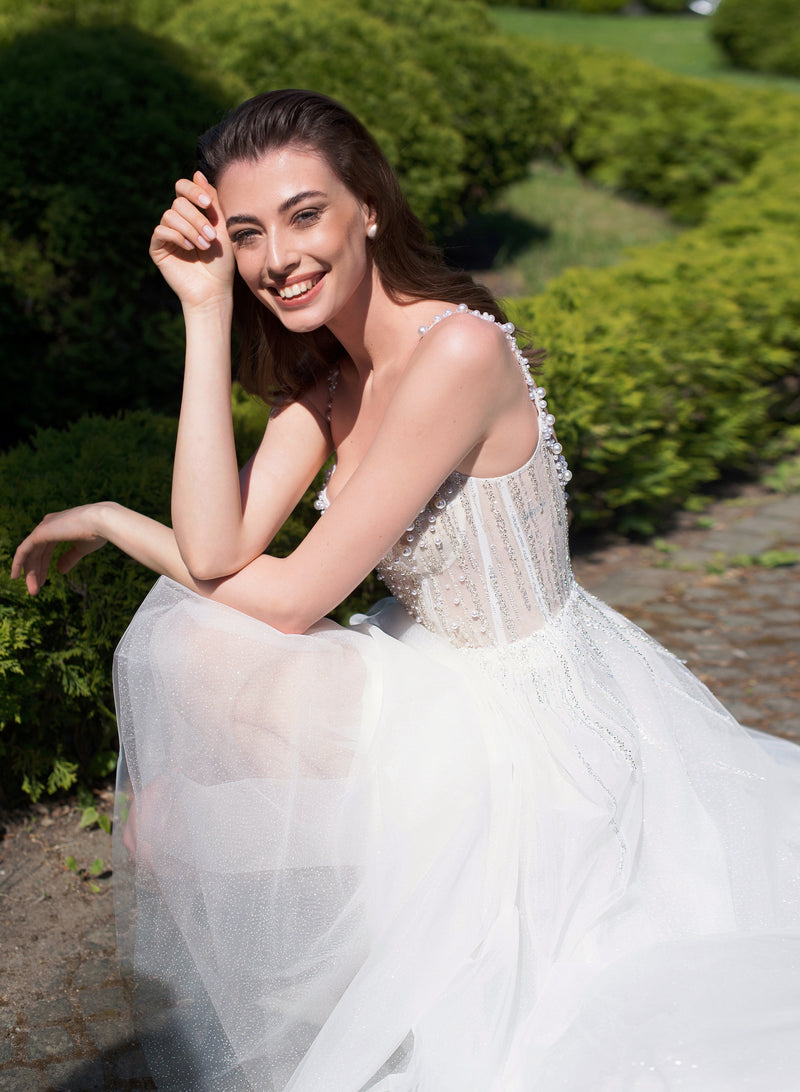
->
[202, 225, 216, 240]
[198, 193, 211, 207]
[182, 238, 194, 250]
[196, 235, 210, 250]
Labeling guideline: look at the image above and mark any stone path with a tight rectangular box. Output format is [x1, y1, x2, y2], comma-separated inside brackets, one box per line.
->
[1, 484, 798, 1090]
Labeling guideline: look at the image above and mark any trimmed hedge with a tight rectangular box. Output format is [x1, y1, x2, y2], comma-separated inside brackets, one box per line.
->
[515, 40, 800, 222]
[711, 0, 800, 79]
[484, 1, 687, 10]
[508, 143, 800, 533]
[0, 24, 226, 448]
[160, 0, 541, 232]
[0, 392, 383, 803]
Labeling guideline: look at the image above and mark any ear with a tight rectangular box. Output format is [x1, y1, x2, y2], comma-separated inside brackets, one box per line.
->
[364, 203, 377, 238]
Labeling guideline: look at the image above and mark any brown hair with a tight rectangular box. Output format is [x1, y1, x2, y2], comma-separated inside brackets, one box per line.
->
[197, 89, 515, 404]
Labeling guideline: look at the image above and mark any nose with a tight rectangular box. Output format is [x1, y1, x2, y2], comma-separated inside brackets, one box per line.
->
[265, 228, 299, 281]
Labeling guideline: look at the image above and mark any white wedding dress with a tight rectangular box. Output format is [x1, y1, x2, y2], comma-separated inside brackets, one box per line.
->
[113, 310, 800, 1091]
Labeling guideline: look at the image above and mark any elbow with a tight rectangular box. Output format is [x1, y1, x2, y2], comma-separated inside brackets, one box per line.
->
[259, 575, 322, 636]
[181, 546, 242, 584]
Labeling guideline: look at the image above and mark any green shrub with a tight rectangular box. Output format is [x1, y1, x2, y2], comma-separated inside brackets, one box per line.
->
[711, 0, 800, 78]
[515, 40, 800, 221]
[161, 0, 541, 233]
[507, 146, 800, 534]
[0, 24, 226, 448]
[0, 391, 382, 802]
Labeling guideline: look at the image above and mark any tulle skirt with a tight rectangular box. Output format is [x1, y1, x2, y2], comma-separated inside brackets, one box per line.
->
[113, 577, 800, 1090]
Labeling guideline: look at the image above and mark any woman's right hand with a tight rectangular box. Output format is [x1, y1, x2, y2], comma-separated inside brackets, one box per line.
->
[149, 171, 235, 310]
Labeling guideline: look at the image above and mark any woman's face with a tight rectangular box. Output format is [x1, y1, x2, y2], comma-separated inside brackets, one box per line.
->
[216, 145, 375, 334]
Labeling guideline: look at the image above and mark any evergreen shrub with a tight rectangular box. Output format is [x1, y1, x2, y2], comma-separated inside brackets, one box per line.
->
[0, 392, 381, 803]
[515, 41, 800, 221]
[160, 0, 541, 233]
[711, 0, 800, 79]
[508, 147, 800, 533]
[0, 24, 226, 448]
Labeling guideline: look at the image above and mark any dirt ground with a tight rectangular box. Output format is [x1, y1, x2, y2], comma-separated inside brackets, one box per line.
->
[0, 785, 117, 1015]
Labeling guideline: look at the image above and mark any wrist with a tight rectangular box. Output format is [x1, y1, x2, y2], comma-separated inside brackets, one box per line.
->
[181, 294, 234, 323]
[93, 500, 121, 539]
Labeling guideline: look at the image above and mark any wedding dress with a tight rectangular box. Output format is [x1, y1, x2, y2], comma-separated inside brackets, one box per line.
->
[113, 309, 800, 1091]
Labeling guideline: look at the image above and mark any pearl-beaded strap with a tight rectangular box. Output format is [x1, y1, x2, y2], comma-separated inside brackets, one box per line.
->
[417, 304, 571, 490]
[325, 366, 339, 423]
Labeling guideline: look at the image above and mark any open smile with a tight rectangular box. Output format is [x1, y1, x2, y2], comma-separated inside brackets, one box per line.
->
[271, 273, 325, 302]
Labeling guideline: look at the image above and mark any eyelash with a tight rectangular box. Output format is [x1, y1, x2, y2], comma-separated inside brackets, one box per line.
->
[231, 209, 322, 247]
[293, 208, 321, 226]
[231, 229, 257, 248]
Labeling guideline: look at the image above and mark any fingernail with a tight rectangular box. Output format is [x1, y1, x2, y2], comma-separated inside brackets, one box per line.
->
[182, 238, 194, 251]
[202, 225, 216, 240]
[198, 193, 211, 207]
[196, 235, 210, 250]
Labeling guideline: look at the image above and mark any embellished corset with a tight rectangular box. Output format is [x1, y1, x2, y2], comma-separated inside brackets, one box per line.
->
[317, 307, 575, 649]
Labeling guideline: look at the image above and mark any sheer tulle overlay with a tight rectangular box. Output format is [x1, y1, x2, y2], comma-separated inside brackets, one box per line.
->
[113, 313, 800, 1090]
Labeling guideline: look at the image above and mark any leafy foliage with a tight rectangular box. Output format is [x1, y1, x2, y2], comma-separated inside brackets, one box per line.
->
[515, 40, 800, 221]
[160, 0, 540, 233]
[508, 146, 800, 533]
[0, 390, 381, 802]
[484, 0, 687, 10]
[0, 23, 226, 448]
[711, 0, 800, 79]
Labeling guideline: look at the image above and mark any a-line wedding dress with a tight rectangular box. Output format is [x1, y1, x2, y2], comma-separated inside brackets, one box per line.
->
[113, 308, 800, 1091]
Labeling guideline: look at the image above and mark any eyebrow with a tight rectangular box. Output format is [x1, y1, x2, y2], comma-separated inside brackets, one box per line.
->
[225, 190, 327, 229]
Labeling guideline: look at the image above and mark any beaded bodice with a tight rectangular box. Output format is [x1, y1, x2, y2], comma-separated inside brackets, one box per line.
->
[317, 307, 575, 650]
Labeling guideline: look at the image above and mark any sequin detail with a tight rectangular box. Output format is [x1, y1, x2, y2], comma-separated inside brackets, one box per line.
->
[317, 308, 574, 647]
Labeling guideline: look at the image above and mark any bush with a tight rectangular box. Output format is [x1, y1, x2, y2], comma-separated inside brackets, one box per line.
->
[160, 0, 541, 233]
[507, 146, 800, 534]
[484, 0, 687, 9]
[0, 24, 226, 448]
[711, 0, 800, 79]
[0, 391, 382, 803]
[515, 40, 800, 222]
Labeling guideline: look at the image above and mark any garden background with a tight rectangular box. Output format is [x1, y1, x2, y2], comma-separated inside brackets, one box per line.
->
[1, 0, 799, 803]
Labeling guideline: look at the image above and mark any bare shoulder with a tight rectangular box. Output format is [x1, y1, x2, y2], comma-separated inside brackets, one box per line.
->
[409, 311, 518, 390]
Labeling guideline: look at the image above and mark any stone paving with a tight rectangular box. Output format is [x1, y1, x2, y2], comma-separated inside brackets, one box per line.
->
[1, 485, 798, 1090]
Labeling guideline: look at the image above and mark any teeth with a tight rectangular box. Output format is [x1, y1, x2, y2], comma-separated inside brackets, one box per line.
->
[278, 277, 319, 300]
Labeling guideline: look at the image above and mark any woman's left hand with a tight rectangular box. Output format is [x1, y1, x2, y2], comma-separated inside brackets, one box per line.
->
[11, 504, 109, 595]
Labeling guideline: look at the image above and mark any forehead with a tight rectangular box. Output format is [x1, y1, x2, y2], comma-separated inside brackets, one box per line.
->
[216, 146, 347, 212]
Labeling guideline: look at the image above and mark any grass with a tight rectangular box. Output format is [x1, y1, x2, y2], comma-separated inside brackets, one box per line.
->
[449, 161, 678, 297]
[490, 7, 800, 92]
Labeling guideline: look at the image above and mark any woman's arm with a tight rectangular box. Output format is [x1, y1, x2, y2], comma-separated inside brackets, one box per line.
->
[188, 315, 531, 633]
[14, 316, 527, 634]
[149, 173, 333, 579]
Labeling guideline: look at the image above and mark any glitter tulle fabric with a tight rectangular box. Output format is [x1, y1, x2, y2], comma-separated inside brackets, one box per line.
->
[113, 316, 800, 1091]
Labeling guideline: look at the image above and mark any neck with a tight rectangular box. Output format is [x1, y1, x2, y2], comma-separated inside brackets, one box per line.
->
[326, 268, 419, 378]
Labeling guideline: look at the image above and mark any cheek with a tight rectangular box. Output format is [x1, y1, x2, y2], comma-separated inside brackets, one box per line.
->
[233, 249, 262, 286]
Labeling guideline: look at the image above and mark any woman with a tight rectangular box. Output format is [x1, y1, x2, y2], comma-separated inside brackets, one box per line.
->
[12, 90, 800, 1091]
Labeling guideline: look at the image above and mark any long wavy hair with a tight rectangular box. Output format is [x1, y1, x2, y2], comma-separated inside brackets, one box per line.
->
[197, 89, 515, 404]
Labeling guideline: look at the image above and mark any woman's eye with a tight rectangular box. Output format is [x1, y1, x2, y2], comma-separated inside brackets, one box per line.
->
[294, 208, 321, 226]
[232, 229, 258, 247]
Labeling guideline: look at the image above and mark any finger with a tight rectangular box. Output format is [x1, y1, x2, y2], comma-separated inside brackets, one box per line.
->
[171, 196, 217, 240]
[57, 539, 102, 574]
[176, 175, 214, 214]
[57, 544, 84, 575]
[161, 207, 216, 252]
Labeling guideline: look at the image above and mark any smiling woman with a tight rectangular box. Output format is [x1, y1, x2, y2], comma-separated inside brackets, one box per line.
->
[11, 89, 800, 1091]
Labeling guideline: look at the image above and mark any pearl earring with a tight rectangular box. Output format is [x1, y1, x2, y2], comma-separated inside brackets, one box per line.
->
[367, 224, 377, 239]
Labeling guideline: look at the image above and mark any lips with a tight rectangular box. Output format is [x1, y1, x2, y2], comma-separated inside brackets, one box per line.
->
[274, 273, 324, 300]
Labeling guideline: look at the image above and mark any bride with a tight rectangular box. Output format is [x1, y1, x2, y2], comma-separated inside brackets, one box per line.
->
[12, 89, 800, 1091]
